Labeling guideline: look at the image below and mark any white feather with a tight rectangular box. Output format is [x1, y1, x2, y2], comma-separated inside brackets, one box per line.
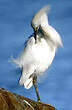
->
[32, 5, 50, 28]
[19, 64, 36, 89]
[12, 34, 56, 89]
[40, 25, 63, 47]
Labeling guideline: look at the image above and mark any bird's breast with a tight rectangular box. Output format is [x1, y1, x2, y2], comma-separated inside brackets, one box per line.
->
[31, 38, 56, 72]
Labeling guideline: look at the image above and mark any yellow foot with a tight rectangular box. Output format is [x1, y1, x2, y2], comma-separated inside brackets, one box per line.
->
[38, 100, 54, 108]
[38, 100, 48, 105]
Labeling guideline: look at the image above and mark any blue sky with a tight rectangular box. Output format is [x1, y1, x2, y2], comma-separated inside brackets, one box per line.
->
[0, 0, 72, 110]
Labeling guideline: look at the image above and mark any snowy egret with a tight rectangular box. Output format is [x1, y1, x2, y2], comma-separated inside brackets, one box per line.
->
[12, 5, 63, 102]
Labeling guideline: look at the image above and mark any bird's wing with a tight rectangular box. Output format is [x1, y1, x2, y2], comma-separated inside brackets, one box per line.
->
[31, 5, 50, 28]
[11, 36, 36, 68]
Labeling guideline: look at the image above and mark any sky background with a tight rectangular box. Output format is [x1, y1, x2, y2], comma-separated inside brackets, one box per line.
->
[0, 0, 72, 110]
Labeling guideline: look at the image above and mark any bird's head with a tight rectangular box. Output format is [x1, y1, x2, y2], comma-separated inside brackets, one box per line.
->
[31, 5, 50, 34]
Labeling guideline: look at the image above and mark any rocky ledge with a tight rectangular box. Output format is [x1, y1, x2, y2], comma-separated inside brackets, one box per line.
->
[0, 88, 56, 110]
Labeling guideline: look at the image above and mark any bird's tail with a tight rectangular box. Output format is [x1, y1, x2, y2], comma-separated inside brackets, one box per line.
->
[19, 65, 36, 89]
[19, 75, 33, 89]
[10, 56, 35, 89]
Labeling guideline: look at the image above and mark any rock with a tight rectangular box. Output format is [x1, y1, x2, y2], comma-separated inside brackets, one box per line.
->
[0, 88, 57, 110]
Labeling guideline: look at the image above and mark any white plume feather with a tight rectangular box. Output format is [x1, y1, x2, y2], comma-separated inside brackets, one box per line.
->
[40, 25, 63, 47]
[32, 5, 50, 28]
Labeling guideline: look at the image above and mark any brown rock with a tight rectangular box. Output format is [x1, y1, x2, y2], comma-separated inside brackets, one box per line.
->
[0, 88, 57, 110]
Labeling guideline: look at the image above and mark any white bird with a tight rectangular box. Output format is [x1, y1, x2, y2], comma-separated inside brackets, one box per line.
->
[12, 5, 63, 101]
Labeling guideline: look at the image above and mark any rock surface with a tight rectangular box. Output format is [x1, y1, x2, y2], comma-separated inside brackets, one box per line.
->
[0, 88, 57, 110]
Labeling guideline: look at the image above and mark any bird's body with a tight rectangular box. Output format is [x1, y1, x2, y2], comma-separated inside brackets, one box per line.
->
[13, 32, 56, 89]
[13, 32, 56, 88]
[12, 5, 63, 101]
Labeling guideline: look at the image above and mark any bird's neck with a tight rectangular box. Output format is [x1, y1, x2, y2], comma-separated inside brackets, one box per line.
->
[35, 32, 57, 51]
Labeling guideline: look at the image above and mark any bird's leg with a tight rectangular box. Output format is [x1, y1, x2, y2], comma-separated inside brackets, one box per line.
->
[33, 75, 40, 102]
[33, 75, 55, 108]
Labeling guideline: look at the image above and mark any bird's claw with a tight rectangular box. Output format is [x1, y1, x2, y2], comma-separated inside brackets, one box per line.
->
[38, 100, 52, 106]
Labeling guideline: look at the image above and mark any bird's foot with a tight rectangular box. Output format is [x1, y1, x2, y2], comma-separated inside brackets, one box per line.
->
[38, 100, 53, 107]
